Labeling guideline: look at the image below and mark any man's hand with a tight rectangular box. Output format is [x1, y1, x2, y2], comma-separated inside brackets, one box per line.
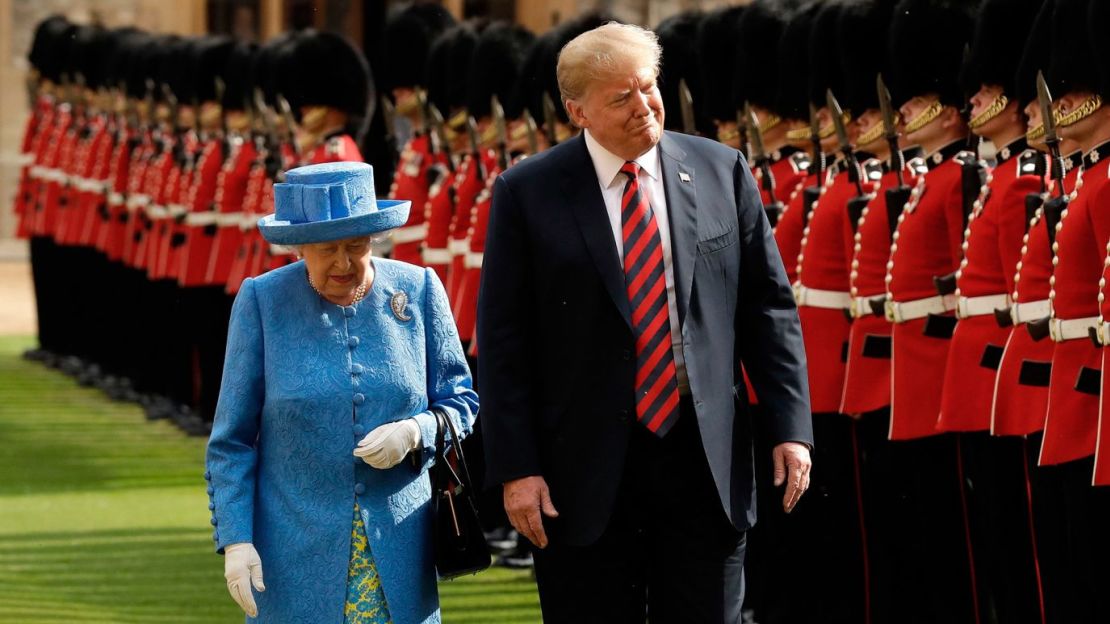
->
[503, 475, 559, 549]
[224, 543, 265, 618]
[773, 442, 812, 513]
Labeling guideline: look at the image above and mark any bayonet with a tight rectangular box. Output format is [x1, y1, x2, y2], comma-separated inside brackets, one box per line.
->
[542, 92, 559, 146]
[414, 88, 428, 134]
[809, 102, 825, 189]
[827, 89, 864, 195]
[678, 78, 696, 135]
[747, 102, 783, 220]
[523, 109, 539, 156]
[492, 95, 510, 170]
[1037, 71, 1066, 198]
[427, 103, 455, 173]
[466, 114, 487, 182]
[877, 73, 904, 187]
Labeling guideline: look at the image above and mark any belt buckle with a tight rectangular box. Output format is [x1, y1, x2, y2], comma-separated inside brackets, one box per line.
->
[1098, 321, 1110, 346]
[1009, 304, 1021, 326]
[1049, 319, 1061, 342]
[956, 298, 968, 319]
[884, 300, 898, 323]
[793, 284, 804, 306]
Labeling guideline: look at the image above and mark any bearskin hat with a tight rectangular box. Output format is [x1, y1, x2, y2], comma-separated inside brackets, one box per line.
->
[736, 0, 799, 119]
[282, 30, 373, 121]
[808, 1, 847, 109]
[837, 0, 897, 114]
[696, 5, 746, 123]
[1047, 0, 1096, 97]
[28, 15, 70, 75]
[1013, 0, 1054, 104]
[961, 0, 1043, 98]
[889, 0, 978, 106]
[192, 36, 235, 104]
[221, 41, 257, 111]
[35, 18, 78, 84]
[776, 2, 821, 121]
[381, 2, 456, 93]
[656, 10, 713, 134]
[466, 21, 535, 120]
[256, 31, 302, 109]
[1087, 0, 1110, 99]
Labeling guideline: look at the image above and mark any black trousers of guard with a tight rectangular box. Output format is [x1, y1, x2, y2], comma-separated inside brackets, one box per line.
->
[29, 236, 57, 354]
[182, 285, 233, 422]
[862, 417, 976, 624]
[532, 398, 746, 623]
[960, 431, 1043, 624]
[751, 412, 866, 624]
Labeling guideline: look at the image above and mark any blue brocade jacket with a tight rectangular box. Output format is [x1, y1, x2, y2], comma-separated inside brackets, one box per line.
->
[205, 258, 479, 624]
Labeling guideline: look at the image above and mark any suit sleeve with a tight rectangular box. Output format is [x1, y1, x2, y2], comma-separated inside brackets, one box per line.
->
[205, 278, 265, 554]
[476, 174, 543, 486]
[732, 152, 814, 448]
[412, 267, 480, 468]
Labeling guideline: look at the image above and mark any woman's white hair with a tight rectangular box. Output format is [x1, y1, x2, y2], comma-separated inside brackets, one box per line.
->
[556, 22, 662, 106]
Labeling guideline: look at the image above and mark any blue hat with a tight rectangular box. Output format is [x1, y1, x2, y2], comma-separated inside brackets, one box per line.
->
[259, 161, 410, 245]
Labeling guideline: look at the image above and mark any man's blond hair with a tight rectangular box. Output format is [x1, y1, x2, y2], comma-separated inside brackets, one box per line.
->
[556, 22, 662, 108]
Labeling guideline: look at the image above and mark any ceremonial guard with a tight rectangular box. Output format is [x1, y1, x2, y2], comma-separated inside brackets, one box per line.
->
[382, 2, 456, 266]
[696, 5, 745, 147]
[1038, 0, 1110, 620]
[885, 0, 981, 620]
[936, 2, 1047, 621]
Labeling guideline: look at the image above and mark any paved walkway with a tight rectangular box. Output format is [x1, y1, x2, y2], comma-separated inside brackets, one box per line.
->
[0, 259, 35, 336]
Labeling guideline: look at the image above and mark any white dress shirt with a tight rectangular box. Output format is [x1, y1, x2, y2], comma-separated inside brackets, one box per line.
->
[584, 129, 689, 394]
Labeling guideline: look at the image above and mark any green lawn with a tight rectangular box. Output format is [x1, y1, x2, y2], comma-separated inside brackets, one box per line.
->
[0, 336, 540, 623]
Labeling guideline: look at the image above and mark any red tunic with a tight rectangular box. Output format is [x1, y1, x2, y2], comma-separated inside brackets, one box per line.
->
[34, 108, 73, 238]
[772, 168, 819, 285]
[178, 138, 225, 287]
[14, 97, 50, 240]
[423, 162, 456, 284]
[887, 141, 970, 440]
[100, 127, 136, 261]
[388, 134, 436, 265]
[447, 151, 498, 305]
[991, 153, 1071, 436]
[938, 141, 1042, 432]
[842, 159, 922, 414]
[205, 135, 257, 286]
[796, 164, 874, 413]
[755, 147, 810, 209]
[225, 142, 268, 296]
[121, 131, 154, 267]
[133, 140, 175, 272]
[53, 113, 92, 246]
[79, 117, 115, 248]
[1041, 145, 1110, 465]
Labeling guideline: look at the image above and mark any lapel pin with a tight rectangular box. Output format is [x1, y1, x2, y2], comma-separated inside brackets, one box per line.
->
[391, 291, 412, 322]
[679, 172, 691, 183]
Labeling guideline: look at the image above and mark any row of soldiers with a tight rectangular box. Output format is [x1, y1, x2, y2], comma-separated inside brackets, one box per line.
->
[15, 0, 1110, 623]
[15, 16, 372, 436]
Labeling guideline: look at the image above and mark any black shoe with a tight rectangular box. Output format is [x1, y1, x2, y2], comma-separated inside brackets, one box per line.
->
[142, 395, 173, 421]
[22, 348, 48, 362]
[77, 363, 102, 387]
[484, 527, 518, 554]
[500, 551, 534, 569]
[59, 356, 85, 376]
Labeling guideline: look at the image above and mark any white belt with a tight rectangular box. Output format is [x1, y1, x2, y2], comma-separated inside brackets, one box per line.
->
[1049, 316, 1099, 342]
[107, 192, 125, 207]
[1010, 299, 1051, 325]
[184, 211, 221, 226]
[16, 153, 34, 167]
[794, 285, 852, 310]
[146, 204, 170, 220]
[36, 168, 65, 183]
[270, 243, 294, 256]
[850, 295, 886, 319]
[392, 224, 428, 244]
[1094, 320, 1110, 346]
[240, 213, 260, 231]
[167, 203, 188, 218]
[448, 238, 470, 255]
[464, 251, 484, 269]
[956, 294, 1011, 319]
[72, 177, 100, 193]
[126, 194, 150, 212]
[885, 294, 957, 323]
[29, 165, 45, 179]
[423, 247, 451, 264]
[213, 212, 243, 227]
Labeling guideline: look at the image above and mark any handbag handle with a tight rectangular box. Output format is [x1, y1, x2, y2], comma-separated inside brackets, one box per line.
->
[430, 407, 475, 496]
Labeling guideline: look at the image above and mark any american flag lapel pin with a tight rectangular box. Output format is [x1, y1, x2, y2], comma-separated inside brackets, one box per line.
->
[679, 172, 691, 183]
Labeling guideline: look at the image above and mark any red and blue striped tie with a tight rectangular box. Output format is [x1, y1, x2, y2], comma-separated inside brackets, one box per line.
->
[620, 161, 680, 436]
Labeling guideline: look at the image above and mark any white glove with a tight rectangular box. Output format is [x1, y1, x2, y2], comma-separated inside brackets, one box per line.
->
[224, 542, 265, 618]
[354, 419, 422, 469]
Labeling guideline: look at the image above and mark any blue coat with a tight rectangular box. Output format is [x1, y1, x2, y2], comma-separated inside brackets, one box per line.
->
[205, 258, 479, 624]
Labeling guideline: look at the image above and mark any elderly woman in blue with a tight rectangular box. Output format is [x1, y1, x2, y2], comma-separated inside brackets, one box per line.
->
[205, 161, 478, 624]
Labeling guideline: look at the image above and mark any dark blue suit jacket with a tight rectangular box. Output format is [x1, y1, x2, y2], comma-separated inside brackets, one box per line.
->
[477, 131, 812, 546]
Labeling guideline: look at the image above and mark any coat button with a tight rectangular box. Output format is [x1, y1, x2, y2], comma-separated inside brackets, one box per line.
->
[353, 393, 366, 405]
[343, 306, 356, 318]
[351, 363, 363, 375]
[208, 502, 216, 511]
[617, 409, 631, 423]
[354, 424, 365, 436]
[210, 517, 218, 526]
[622, 349, 632, 361]
[348, 336, 360, 348]
[354, 483, 366, 495]
[206, 486, 214, 496]
[204, 471, 211, 481]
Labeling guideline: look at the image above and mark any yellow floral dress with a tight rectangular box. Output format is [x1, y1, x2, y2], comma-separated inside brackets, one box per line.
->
[344, 503, 392, 623]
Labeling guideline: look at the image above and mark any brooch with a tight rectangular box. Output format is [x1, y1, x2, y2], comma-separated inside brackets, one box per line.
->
[391, 292, 412, 322]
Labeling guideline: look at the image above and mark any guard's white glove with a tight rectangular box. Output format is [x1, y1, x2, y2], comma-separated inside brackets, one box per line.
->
[224, 542, 265, 618]
[354, 419, 422, 469]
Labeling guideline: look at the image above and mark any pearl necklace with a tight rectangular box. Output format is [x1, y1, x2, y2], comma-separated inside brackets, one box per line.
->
[307, 272, 369, 305]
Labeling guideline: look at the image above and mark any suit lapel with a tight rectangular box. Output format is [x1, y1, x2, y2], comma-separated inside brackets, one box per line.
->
[659, 133, 697, 325]
[563, 135, 633, 329]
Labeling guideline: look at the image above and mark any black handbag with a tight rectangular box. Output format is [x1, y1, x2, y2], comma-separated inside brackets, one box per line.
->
[430, 408, 491, 580]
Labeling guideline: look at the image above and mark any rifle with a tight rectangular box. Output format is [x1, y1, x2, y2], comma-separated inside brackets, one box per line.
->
[745, 101, 784, 226]
[466, 114, 487, 183]
[678, 79, 696, 135]
[542, 92, 559, 146]
[491, 95, 510, 170]
[877, 73, 913, 239]
[827, 89, 864, 196]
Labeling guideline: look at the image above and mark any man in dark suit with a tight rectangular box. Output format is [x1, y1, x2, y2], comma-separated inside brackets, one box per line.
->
[477, 21, 813, 623]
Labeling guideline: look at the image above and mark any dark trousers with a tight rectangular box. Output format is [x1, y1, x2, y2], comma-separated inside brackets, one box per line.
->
[532, 400, 746, 623]
[865, 424, 976, 624]
[960, 432, 1043, 624]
